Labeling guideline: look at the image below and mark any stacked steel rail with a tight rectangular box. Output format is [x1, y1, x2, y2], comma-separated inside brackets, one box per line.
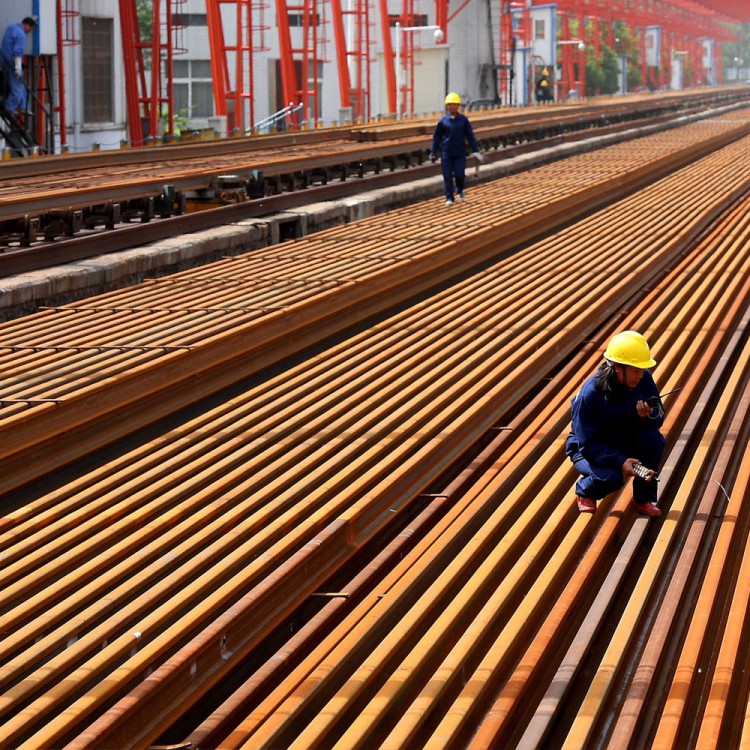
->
[172, 127, 750, 750]
[0, 86, 746, 249]
[0, 114, 747, 498]
[1, 111, 750, 747]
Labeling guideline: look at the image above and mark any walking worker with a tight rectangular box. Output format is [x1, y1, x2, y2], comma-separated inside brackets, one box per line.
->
[429, 92, 483, 206]
[1, 16, 36, 115]
[565, 330, 667, 517]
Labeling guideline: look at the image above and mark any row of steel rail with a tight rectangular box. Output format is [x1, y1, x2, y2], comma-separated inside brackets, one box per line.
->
[0, 113, 747, 496]
[0, 88, 746, 224]
[0, 109, 750, 748]
[1, 88, 747, 268]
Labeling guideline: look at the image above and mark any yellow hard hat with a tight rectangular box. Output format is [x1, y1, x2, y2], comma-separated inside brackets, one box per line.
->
[540, 79, 548, 87]
[603, 331, 656, 369]
[444, 92, 461, 105]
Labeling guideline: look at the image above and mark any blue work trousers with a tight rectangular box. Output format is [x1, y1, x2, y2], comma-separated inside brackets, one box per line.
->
[2, 64, 26, 112]
[570, 428, 666, 504]
[441, 153, 466, 201]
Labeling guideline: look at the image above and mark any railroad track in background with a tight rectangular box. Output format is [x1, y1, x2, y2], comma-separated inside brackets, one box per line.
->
[1, 111, 750, 747]
[0, 86, 747, 278]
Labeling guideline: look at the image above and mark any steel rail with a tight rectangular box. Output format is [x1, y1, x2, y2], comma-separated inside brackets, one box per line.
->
[0, 115, 746, 502]
[467, 199, 750, 750]
[0, 88, 745, 248]
[348, 88, 745, 141]
[556, 287, 750, 749]
[183, 338, 602, 750]
[208, 341, 600, 750]
[648, 383, 750, 745]
[2, 260, 584, 748]
[1, 128, 748, 552]
[0, 106, 699, 279]
[0, 87, 735, 182]
[637, 344, 750, 750]
[222, 131, 750, 750]
[260, 153, 750, 745]
[601, 202, 750, 749]
[240, 195, 750, 750]
[38, 131, 750, 749]
[0, 117, 749, 748]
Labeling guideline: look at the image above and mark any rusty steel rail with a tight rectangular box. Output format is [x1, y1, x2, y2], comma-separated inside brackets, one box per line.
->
[191, 162, 750, 750]
[0, 88, 746, 237]
[0, 104, 706, 279]
[0, 92, 745, 270]
[0, 93, 735, 278]
[562, 203, 750, 750]
[180, 340, 601, 750]
[348, 87, 746, 141]
[0, 87, 736, 181]
[470, 198, 750, 750]
[1, 117, 750, 748]
[197, 137, 750, 750]
[0, 114, 747, 506]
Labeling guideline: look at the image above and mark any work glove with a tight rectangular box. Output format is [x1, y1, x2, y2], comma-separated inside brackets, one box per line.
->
[429, 152, 437, 163]
[14, 57, 22, 79]
[472, 151, 484, 163]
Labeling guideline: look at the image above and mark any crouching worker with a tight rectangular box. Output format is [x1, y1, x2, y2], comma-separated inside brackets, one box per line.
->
[565, 330, 666, 517]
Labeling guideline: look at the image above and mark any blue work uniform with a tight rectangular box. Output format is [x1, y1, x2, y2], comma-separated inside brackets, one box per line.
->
[565, 368, 666, 504]
[1, 23, 28, 113]
[430, 113, 479, 201]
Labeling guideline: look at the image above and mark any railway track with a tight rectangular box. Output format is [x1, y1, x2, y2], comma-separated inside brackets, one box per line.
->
[1, 106, 750, 748]
[0, 87, 746, 274]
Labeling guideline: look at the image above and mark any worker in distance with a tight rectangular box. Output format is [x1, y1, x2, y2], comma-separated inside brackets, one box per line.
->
[429, 92, 483, 206]
[565, 330, 667, 517]
[1, 16, 36, 116]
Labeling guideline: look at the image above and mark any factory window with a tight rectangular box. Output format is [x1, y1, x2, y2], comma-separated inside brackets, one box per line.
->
[174, 60, 214, 119]
[81, 17, 114, 122]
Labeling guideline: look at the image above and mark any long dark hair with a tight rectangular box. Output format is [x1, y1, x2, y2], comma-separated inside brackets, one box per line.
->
[595, 360, 621, 401]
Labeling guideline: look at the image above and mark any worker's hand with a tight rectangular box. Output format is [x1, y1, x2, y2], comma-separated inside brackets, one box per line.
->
[635, 399, 652, 418]
[622, 458, 640, 479]
[13, 57, 22, 79]
[429, 152, 437, 163]
[472, 151, 484, 163]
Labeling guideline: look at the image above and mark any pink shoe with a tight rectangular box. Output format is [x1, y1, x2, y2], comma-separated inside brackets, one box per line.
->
[632, 501, 661, 517]
[576, 495, 596, 513]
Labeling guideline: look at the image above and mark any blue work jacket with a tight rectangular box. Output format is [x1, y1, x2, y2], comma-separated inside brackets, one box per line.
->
[431, 113, 479, 158]
[566, 368, 664, 468]
[1, 23, 26, 63]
